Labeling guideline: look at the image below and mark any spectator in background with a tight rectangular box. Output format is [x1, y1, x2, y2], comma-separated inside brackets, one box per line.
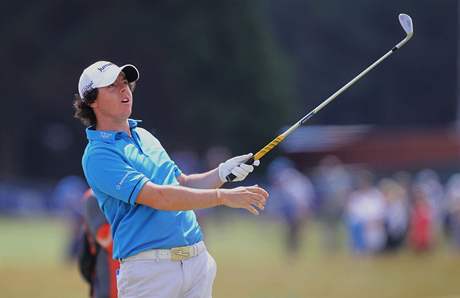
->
[414, 169, 445, 238]
[444, 174, 460, 249]
[378, 178, 409, 252]
[313, 156, 352, 253]
[267, 158, 314, 258]
[393, 171, 413, 194]
[79, 189, 119, 298]
[408, 187, 433, 252]
[346, 170, 386, 254]
[52, 175, 87, 261]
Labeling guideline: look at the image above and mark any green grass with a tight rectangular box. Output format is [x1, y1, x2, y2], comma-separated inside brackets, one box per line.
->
[1, 215, 460, 298]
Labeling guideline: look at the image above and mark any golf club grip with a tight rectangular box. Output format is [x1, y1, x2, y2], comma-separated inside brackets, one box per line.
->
[225, 157, 255, 182]
[253, 135, 285, 160]
[225, 135, 285, 182]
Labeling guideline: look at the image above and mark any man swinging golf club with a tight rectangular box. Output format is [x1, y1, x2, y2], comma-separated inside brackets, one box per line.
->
[73, 61, 268, 298]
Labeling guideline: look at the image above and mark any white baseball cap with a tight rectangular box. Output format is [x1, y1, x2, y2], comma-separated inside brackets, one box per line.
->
[78, 61, 140, 98]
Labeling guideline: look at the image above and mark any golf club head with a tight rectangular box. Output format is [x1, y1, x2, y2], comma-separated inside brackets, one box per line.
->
[398, 14, 414, 37]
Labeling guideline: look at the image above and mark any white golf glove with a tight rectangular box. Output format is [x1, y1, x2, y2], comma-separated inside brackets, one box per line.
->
[218, 153, 261, 183]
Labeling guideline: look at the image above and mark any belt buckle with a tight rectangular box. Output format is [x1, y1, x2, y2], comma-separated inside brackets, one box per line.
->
[171, 246, 191, 261]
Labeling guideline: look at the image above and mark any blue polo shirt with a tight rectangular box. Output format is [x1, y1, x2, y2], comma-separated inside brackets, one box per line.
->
[82, 119, 203, 259]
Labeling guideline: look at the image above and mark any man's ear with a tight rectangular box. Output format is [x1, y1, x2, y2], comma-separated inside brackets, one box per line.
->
[89, 99, 98, 108]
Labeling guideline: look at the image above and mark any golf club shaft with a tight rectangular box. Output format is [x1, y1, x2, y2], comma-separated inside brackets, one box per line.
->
[225, 35, 412, 182]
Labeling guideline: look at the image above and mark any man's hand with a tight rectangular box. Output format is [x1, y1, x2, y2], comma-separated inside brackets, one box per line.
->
[218, 153, 260, 183]
[219, 185, 269, 215]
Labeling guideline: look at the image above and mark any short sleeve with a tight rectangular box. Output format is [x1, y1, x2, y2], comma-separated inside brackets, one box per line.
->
[84, 148, 149, 205]
[173, 164, 182, 177]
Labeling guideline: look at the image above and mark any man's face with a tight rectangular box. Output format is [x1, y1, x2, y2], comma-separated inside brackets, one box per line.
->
[91, 72, 133, 122]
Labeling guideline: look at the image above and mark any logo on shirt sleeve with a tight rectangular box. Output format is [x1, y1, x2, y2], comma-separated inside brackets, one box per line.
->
[116, 172, 130, 190]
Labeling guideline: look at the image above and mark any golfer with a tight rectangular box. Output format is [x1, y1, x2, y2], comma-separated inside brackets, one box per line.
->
[73, 61, 268, 298]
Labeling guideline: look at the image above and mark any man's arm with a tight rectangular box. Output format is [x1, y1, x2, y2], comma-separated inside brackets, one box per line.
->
[136, 182, 268, 215]
[177, 169, 222, 189]
[84, 148, 267, 213]
[178, 153, 260, 189]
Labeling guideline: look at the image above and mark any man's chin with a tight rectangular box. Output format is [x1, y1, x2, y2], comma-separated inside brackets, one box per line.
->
[123, 110, 132, 118]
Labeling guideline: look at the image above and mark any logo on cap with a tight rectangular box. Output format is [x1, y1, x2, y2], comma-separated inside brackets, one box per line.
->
[82, 81, 94, 94]
[97, 62, 113, 72]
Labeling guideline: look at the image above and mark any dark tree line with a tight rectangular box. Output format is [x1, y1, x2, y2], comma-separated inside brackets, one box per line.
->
[0, 0, 456, 179]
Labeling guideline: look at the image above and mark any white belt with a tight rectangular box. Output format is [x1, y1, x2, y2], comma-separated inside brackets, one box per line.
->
[121, 241, 206, 262]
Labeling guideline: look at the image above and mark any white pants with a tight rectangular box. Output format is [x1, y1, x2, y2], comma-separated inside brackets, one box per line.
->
[117, 248, 217, 298]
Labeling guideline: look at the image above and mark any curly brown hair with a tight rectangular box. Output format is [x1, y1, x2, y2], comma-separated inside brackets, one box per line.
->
[73, 82, 136, 127]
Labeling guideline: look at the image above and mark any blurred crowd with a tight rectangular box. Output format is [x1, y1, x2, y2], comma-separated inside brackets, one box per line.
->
[265, 155, 460, 257]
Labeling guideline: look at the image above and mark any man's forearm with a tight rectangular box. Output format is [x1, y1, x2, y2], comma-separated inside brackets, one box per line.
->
[136, 181, 223, 210]
[178, 168, 223, 189]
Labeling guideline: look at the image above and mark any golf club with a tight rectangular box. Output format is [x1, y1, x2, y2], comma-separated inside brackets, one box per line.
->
[226, 13, 414, 182]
